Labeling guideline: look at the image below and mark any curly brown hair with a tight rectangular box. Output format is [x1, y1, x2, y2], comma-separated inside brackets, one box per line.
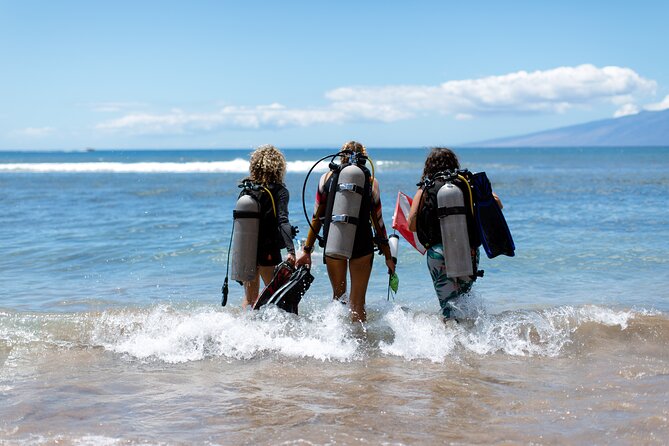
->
[421, 147, 460, 182]
[249, 144, 286, 185]
[340, 140, 367, 162]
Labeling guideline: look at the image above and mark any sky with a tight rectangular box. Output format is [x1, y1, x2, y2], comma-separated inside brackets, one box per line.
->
[1, 0, 668, 150]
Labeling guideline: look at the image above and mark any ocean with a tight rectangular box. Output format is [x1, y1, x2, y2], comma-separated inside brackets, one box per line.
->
[1, 147, 668, 445]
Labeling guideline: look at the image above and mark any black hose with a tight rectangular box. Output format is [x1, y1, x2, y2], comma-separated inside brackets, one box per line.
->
[221, 218, 234, 306]
[301, 151, 347, 245]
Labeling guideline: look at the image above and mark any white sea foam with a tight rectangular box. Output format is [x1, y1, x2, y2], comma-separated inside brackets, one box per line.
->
[0, 159, 332, 173]
[459, 309, 573, 357]
[573, 304, 635, 329]
[0, 304, 644, 364]
[378, 304, 639, 361]
[379, 306, 458, 362]
[6, 434, 130, 446]
[92, 303, 359, 363]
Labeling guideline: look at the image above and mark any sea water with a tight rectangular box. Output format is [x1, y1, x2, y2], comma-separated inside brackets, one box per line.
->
[1, 147, 668, 444]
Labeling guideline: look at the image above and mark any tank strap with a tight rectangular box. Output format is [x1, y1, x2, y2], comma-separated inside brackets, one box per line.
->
[457, 174, 475, 215]
[233, 210, 261, 219]
[331, 214, 359, 225]
[336, 183, 365, 195]
[259, 186, 277, 218]
[437, 206, 467, 218]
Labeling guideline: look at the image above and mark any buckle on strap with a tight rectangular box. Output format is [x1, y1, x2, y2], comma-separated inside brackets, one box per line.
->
[331, 214, 359, 225]
[337, 183, 364, 194]
[233, 210, 260, 219]
[437, 206, 466, 218]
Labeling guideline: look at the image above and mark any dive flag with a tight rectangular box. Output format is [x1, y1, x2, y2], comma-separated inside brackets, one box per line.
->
[392, 191, 426, 255]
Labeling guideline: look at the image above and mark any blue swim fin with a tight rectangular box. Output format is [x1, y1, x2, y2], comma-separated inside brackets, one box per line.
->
[471, 172, 515, 259]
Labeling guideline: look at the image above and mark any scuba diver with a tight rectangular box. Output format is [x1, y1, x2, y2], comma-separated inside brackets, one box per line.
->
[407, 147, 505, 320]
[227, 144, 296, 309]
[296, 141, 395, 323]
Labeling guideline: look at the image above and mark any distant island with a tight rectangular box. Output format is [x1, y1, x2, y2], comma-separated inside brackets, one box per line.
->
[465, 108, 669, 147]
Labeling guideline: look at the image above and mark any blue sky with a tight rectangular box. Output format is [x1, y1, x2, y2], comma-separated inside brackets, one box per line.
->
[1, 0, 668, 150]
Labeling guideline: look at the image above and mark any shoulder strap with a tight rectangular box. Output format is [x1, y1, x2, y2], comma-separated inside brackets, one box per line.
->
[259, 185, 277, 218]
[321, 169, 339, 247]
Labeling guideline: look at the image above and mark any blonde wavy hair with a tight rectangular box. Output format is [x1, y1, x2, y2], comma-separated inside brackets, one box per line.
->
[340, 140, 367, 162]
[249, 144, 286, 185]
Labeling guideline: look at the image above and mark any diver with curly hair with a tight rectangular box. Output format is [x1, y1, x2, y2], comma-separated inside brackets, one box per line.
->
[239, 144, 296, 308]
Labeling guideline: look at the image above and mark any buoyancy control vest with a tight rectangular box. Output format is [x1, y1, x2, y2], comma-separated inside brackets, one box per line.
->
[416, 171, 479, 249]
[238, 180, 288, 248]
[416, 170, 482, 279]
[321, 153, 373, 259]
[230, 179, 279, 282]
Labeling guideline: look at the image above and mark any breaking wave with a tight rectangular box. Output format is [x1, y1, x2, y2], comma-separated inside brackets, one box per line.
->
[1, 304, 666, 365]
[1, 159, 341, 173]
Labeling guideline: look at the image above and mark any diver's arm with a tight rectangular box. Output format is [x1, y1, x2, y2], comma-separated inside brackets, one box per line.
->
[296, 204, 323, 268]
[275, 186, 296, 256]
[372, 229, 395, 275]
[493, 192, 503, 209]
[407, 188, 423, 232]
[296, 174, 329, 267]
[303, 206, 323, 251]
[370, 180, 395, 274]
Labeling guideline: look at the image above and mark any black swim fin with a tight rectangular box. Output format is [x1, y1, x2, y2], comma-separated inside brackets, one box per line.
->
[270, 266, 314, 314]
[253, 262, 294, 310]
[471, 172, 515, 259]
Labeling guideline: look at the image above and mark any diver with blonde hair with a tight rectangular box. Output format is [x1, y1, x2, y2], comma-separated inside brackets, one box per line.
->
[297, 141, 395, 322]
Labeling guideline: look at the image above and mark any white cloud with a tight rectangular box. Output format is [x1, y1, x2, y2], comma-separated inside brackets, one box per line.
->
[15, 127, 55, 137]
[614, 103, 641, 118]
[89, 102, 148, 113]
[326, 64, 656, 116]
[644, 94, 669, 111]
[96, 64, 657, 135]
[616, 93, 669, 117]
[96, 103, 349, 135]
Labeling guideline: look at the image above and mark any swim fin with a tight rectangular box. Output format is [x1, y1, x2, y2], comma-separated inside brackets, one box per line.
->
[253, 262, 294, 310]
[471, 172, 515, 259]
[269, 266, 314, 315]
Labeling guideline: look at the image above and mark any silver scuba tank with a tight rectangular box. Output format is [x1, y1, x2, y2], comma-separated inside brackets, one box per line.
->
[389, 233, 399, 265]
[437, 182, 473, 279]
[325, 164, 366, 259]
[230, 194, 260, 282]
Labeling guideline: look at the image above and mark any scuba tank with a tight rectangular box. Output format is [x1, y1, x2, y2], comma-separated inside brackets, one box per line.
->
[388, 233, 399, 265]
[230, 193, 260, 282]
[437, 181, 473, 279]
[324, 160, 368, 259]
[301, 149, 375, 260]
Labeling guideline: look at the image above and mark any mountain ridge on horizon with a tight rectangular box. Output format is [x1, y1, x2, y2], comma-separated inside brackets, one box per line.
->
[463, 108, 669, 147]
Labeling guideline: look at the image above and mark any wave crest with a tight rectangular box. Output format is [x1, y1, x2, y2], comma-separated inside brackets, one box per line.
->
[0, 159, 330, 173]
[91, 303, 360, 363]
[1, 305, 666, 364]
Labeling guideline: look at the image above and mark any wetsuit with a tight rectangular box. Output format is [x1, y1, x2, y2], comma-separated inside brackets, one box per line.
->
[257, 182, 295, 266]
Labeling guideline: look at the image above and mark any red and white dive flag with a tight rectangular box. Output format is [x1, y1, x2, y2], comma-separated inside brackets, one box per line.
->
[392, 191, 426, 255]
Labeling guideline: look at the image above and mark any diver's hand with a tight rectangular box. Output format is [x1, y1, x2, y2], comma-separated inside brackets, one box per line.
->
[285, 253, 296, 266]
[385, 257, 396, 275]
[296, 250, 312, 268]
